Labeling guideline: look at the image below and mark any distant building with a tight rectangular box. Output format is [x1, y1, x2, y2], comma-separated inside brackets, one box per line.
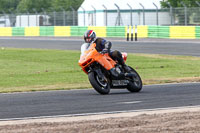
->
[0, 15, 11, 27]
[78, 0, 170, 26]
[15, 15, 51, 27]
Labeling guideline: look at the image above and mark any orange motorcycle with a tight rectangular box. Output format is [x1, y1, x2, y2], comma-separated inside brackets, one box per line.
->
[78, 43, 142, 94]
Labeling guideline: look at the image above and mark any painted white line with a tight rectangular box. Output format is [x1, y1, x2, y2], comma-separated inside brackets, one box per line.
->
[1, 106, 200, 126]
[117, 101, 142, 104]
[1, 105, 200, 122]
[144, 82, 200, 87]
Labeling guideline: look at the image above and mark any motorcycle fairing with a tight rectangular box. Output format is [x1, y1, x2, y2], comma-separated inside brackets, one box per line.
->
[79, 43, 116, 74]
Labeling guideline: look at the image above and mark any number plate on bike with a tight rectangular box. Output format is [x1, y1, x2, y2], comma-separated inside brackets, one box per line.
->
[112, 80, 129, 86]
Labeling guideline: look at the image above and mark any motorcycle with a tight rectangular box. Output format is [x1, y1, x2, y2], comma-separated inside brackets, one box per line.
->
[78, 42, 142, 95]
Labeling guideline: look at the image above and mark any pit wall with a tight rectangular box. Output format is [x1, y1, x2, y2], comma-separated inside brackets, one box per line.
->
[0, 26, 199, 39]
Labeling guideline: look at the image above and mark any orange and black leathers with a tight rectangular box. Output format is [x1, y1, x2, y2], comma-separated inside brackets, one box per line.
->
[94, 38, 126, 67]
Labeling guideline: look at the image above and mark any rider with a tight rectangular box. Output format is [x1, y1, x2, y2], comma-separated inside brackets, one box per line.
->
[81, 30, 133, 79]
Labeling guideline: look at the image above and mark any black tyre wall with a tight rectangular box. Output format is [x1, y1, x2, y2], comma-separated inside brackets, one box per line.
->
[88, 72, 110, 95]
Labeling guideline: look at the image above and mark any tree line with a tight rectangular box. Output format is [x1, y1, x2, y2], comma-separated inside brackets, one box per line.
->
[1, 0, 200, 14]
[0, 0, 84, 13]
[161, 0, 200, 8]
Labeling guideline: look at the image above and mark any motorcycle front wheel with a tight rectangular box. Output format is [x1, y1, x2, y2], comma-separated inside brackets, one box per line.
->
[88, 71, 110, 95]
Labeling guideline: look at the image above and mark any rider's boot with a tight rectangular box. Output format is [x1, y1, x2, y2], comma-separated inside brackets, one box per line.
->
[122, 64, 137, 79]
[110, 67, 136, 79]
[123, 64, 132, 73]
[124, 73, 136, 78]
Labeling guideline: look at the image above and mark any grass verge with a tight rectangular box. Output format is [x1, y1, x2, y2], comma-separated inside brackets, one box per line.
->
[0, 48, 200, 93]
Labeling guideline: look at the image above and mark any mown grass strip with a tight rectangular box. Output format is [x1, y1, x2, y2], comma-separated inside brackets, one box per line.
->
[0, 48, 200, 93]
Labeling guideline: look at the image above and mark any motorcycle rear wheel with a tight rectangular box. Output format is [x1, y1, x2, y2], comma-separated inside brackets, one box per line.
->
[126, 66, 143, 92]
[88, 71, 110, 95]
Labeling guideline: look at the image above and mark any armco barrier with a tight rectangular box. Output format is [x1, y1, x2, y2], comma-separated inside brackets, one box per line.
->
[54, 26, 70, 36]
[12, 27, 25, 36]
[40, 26, 54, 36]
[170, 26, 196, 39]
[88, 26, 106, 37]
[0, 27, 12, 36]
[126, 26, 148, 39]
[148, 26, 169, 38]
[196, 27, 200, 39]
[107, 26, 126, 37]
[70, 26, 88, 36]
[25, 27, 40, 36]
[0, 26, 200, 39]
[137, 26, 148, 38]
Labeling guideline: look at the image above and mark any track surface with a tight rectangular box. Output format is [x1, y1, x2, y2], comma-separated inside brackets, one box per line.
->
[0, 37, 200, 120]
[0, 83, 200, 120]
[1, 37, 200, 56]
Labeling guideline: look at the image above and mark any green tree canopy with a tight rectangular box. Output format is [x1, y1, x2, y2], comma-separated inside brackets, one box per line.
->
[0, 0, 21, 13]
[161, 0, 200, 8]
[17, 0, 53, 13]
[0, 0, 84, 13]
[52, 0, 84, 11]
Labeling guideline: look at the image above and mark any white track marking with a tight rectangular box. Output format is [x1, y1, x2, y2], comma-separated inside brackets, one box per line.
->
[1, 105, 200, 122]
[117, 101, 142, 104]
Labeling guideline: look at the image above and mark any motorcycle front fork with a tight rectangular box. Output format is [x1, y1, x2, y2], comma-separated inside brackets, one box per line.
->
[94, 68, 107, 81]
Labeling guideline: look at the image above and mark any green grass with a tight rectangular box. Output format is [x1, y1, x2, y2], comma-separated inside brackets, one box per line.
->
[127, 54, 200, 82]
[0, 48, 200, 93]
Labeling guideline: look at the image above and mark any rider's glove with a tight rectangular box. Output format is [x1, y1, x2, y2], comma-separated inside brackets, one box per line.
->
[101, 49, 108, 54]
[104, 41, 112, 50]
[100, 41, 112, 54]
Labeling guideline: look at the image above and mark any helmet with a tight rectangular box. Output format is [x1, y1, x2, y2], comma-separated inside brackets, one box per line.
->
[84, 30, 96, 43]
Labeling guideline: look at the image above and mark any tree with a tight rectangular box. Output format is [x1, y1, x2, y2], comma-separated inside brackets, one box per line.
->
[161, 0, 200, 8]
[51, 0, 84, 11]
[161, 0, 200, 25]
[0, 0, 83, 13]
[16, 0, 53, 13]
[0, 0, 21, 13]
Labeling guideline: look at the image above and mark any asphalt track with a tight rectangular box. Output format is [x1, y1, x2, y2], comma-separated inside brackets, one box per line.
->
[1, 37, 200, 56]
[0, 83, 200, 120]
[0, 37, 200, 120]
